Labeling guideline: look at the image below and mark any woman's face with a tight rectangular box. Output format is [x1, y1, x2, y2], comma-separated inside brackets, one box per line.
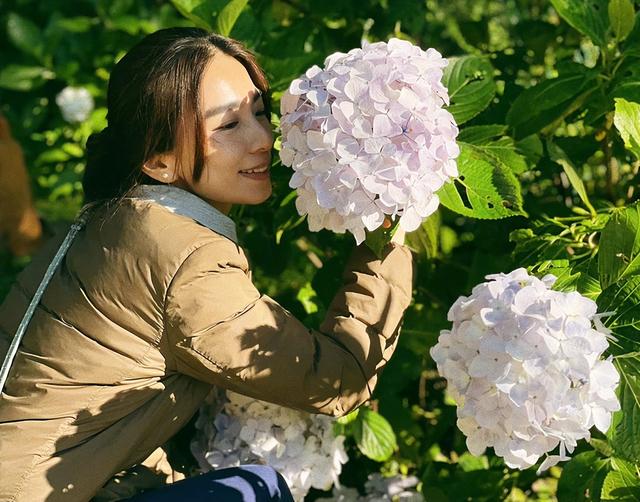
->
[173, 53, 274, 214]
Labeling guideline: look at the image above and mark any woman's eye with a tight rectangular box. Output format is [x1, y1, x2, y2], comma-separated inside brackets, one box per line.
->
[217, 110, 266, 131]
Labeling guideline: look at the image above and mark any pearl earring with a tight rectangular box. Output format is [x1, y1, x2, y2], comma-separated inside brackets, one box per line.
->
[162, 173, 169, 179]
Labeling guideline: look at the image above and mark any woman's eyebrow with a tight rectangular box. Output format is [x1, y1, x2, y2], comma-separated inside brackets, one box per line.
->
[204, 91, 263, 119]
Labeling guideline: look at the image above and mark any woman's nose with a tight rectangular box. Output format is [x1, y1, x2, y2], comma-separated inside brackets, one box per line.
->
[249, 117, 274, 153]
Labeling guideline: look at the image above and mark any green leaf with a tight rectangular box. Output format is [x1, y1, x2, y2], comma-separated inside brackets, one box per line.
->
[54, 16, 96, 33]
[352, 407, 397, 462]
[609, 358, 640, 462]
[215, 0, 249, 36]
[336, 408, 359, 425]
[609, 0, 636, 42]
[601, 458, 640, 501]
[557, 451, 610, 502]
[442, 55, 496, 124]
[459, 126, 529, 174]
[550, 258, 602, 300]
[475, 138, 529, 175]
[624, 12, 640, 56]
[296, 281, 318, 314]
[422, 462, 506, 501]
[0, 65, 54, 91]
[457, 125, 508, 144]
[108, 15, 156, 35]
[457, 452, 489, 472]
[610, 57, 640, 105]
[613, 98, 640, 160]
[262, 53, 324, 92]
[405, 211, 440, 258]
[598, 204, 640, 289]
[516, 134, 544, 168]
[35, 149, 71, 165]
[437, 143, 526, 219]
[274, 190, 305, 244]
[590, 437, 615, 457]
[170, 0, 215, 29]
[61, 143, 84, 158]
[6, 12, 45, 61]
[364, 222, 400, 259]
[598, 276, 640, 356]
[550, 0, 610, 46]
[547, 139, 597, 216]
[507, 68, 599, 138]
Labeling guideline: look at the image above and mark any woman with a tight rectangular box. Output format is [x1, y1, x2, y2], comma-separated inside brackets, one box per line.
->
[0, 28, 413, 501]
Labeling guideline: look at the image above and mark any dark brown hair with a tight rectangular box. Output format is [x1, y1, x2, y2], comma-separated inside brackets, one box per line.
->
[83, 27, 270, 204]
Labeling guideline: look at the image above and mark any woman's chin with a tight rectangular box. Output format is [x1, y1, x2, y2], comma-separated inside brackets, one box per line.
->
[253, 188, 273, 204]
[236, 188, 273, 206]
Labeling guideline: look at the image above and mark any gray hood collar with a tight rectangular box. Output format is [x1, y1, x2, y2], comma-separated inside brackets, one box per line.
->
[130, 184, 238, 244]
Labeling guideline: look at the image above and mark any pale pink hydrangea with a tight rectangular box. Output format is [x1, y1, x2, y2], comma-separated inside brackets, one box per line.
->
[430, 269, 620, 473]
[280, 38, 459, 244]
[191, 389, 348, 501]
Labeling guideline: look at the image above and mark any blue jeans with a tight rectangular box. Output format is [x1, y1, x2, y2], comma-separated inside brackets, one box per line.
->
[125, 465, 295, 501]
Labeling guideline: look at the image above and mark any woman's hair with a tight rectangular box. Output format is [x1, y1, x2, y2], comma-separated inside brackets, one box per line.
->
[83, 27, 270, 204]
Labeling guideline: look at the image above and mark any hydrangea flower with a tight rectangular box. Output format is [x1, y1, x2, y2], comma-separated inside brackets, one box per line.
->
[317, 473, 423, 501]
[430, 268, 620, 473]
[280, 38, 459, 244]
[191, 389, 348, 501]
[55, 86, 94, 123]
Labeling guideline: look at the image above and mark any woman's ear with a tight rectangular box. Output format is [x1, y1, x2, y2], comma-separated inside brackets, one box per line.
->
[142, 153, 177, 183]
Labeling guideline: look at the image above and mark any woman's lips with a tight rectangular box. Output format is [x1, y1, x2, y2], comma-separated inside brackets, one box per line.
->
[239, 161, 271, 180]
[239, 168, 270, 180]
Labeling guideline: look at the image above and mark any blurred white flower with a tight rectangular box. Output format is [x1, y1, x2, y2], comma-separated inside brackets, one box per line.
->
[317, 473, 423, 501]
[191, 389, 348, 501]
[55, 86, 94, 123]
[280, 38, 459, 244]
[430, 268, 620, 473]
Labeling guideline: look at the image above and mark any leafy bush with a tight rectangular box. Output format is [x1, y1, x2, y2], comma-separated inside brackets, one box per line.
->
[1, 0, 639, 500]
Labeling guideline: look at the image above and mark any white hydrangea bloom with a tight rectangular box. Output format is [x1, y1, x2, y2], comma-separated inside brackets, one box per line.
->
[430, 268, 621, 473]
[55, 86, 94, 123]
[280, 38, 459, 244]
[317, 473, 423, 501]
[191, 389, 348, 501]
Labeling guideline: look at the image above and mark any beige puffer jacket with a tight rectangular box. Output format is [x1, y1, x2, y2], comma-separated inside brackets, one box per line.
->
[0, 185, 413, 501]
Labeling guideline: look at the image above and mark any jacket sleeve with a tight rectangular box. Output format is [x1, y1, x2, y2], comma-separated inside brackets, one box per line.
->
[164, 238, 413, 417]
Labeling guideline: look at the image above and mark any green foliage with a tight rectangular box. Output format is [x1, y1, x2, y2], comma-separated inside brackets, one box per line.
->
[2, 0, 640, 499]
[547, 139, 597, 215]
[506, 67, 599, 139]
[437, 142, 526, 219]
[352, 407, 398, 462]
[364, 221, 401, 259]
[609, 358, 640, 462]
[549, 0, 610, 46]
[442, 55, 497, 124]
[598, 204, 640, 289]
[215, 0, 248, 35]
[614, 98, 640, 160]
[7, 12, 46, 62]
[609, 0, 637, 41]
[600, 458, 640, 500]
[556, 451, 609, 501]
[405, 212, 440, 259]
